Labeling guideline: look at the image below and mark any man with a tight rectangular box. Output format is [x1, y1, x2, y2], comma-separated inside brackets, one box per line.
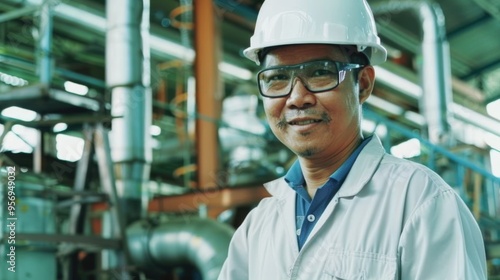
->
[218, 0, 487, 279]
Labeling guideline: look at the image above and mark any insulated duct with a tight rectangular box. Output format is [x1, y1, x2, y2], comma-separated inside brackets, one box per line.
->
[106, 0, 152, 225]
[372, 2, 453, 144]
[127, 217, 234, 280]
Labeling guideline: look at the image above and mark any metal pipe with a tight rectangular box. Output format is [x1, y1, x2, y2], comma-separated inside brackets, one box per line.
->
[105, 0, 151, 277]
[37, 0, 54, 85]
[194, 0, 222, 189]
[420, 3, 453, 144]
[127, 217, 234, 280]
[372, 2, 453, 144]
[106, 0, 152, 225]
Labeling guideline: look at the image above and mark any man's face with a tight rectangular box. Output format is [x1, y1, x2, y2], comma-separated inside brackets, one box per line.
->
[261, 44, 372, 159]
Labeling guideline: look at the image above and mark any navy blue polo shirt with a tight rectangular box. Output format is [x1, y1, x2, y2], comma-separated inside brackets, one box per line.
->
[284, 136, 372, 250]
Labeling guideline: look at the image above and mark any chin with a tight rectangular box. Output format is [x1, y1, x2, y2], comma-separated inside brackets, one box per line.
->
[294, 147, 318, 158]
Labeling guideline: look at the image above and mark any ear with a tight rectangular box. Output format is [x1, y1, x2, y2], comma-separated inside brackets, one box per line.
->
[358, 65, 375, 104]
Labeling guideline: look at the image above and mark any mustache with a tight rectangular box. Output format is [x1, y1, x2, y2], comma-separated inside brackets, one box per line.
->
[276, 109, 331, 129]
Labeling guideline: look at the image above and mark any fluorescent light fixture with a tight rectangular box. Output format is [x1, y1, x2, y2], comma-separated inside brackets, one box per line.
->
[54, 3, 106, 32]
[374, 66, 422, 99]
[150, 125, 161, 136]
[0, 124, 35, 153]
[1, 106, 38, 122]
[53, 122, 68, 133]
[64, 81, 89, 96]
[0, 72, 29, 87]
[151, 36, 252, 80]
[404, 110, 426, 126]
[450, 103, 500, 138]
[150, 35, 195, 61]
[491, 149, 500, 177]
[362, 119, 387, 138]
[484, 132, 500, 151]
[390, 138, 421, 159]
[219, 62, 253, 80]
[486, 99, 500, 121]
[367, 95, 404, 115]
[56, 134, 84, 162]
[11, 124, 38, 146]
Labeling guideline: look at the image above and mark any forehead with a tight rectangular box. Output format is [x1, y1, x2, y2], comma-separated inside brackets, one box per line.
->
[263, 44, 346, 67]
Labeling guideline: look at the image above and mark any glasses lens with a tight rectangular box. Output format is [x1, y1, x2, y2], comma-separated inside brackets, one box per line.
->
[258, 68, 291, 97]
[303, 61, 338, 92]
[258, 60, 340, 97]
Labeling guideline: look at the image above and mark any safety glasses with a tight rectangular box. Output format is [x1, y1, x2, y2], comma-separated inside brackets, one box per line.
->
[257, 60, 364, 98]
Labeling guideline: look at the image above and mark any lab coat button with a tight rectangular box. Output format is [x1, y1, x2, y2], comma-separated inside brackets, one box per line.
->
[307, 214, 315, 222]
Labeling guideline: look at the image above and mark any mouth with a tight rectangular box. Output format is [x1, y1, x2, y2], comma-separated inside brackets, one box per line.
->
[288, 119, 322, 125]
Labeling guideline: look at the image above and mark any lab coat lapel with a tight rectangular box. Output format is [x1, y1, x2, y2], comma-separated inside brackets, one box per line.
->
[264, 178, 300, 256]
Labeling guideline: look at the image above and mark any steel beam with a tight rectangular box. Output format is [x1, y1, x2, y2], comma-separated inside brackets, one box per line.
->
[148, 185, 270, 218]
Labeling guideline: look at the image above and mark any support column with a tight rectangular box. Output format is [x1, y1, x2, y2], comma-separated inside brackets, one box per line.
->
[194, 1, 222, 189]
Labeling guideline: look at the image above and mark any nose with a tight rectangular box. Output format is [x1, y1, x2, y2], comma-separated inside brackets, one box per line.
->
[286, 77, 316, 109]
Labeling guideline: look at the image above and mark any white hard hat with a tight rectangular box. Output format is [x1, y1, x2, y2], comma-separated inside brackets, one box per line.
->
[244, 0, 387, 65]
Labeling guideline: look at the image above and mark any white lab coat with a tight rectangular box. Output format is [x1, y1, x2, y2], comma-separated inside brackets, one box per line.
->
[218, 135, 487, 280]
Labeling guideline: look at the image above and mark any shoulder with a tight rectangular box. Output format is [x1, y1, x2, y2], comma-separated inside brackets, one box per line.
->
[379, 153, 452, 194]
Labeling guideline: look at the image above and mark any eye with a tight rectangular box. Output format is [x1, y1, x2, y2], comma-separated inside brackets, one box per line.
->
[311, 69, 334, 77]
[262, 72, 290, 82]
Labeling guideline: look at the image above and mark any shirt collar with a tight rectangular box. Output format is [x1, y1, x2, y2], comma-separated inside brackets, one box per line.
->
[284, 136, 373, 191]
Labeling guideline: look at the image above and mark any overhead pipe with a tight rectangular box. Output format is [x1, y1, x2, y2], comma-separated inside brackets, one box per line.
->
[372, 2, 453, 144]
[127, 217, 234, 280]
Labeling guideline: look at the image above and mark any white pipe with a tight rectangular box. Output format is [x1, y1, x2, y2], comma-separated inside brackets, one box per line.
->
[372, 2, 452, 144]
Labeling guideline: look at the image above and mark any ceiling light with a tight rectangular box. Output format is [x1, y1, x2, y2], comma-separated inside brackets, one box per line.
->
[219, 62, 253, 80]
[53, 122, 68, 133]
[1, 106, 38, 122]
[64, 81, 89, 96]
[390, 138, 421, 159]
[55, 134, 84, 162]
[0, 72, 29, 87]
[486, 98, 500, 121]
[150, 125, 161, 136]
[374, 66, 422, 99]
[367, 95, 404, 115]
[362, 119, 387, 138]
[484, 132, 500, 151]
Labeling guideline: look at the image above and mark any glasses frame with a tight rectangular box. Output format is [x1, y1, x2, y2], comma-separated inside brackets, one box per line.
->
[256, 60, 365, 98]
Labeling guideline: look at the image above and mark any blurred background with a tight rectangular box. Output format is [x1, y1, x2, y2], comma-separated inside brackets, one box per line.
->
[0, 0, 499, 279]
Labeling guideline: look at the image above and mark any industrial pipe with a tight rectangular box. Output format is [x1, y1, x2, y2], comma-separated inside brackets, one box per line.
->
[372, 2, 453, 144]
[105, 0, 151, 278]
[106, 0, 152, 225]
[127, 217, 234, 280]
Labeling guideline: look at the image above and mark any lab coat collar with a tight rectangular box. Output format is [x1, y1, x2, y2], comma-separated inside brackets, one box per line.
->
[264, 135, 385, 199]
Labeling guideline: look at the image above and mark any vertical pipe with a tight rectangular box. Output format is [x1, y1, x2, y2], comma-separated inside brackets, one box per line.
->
[194, 0, 222, 189]
[419, 3, 452, 144]
[372, 2, 452, 144]
[105, 0, 151, 277]
[38, 0, 53, 85]
[34, 1, 55, 174]
[106, 0, 152, 225]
